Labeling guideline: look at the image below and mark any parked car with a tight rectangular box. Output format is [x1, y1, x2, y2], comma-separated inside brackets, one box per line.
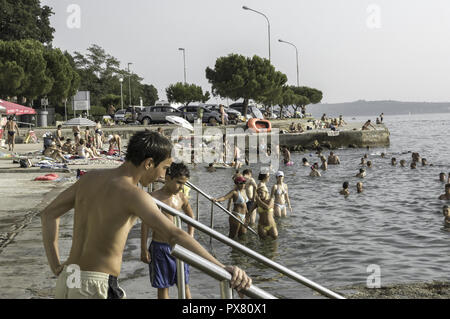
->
[137, 106, 194, 125]
[229, 103, 264, 119]
[114, 106, 145, 124]
[178, 105, 221, 124]
[204, 104, 242, 124]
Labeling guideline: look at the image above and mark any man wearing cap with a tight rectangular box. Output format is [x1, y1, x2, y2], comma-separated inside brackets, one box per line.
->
[108, 134, 122, 155]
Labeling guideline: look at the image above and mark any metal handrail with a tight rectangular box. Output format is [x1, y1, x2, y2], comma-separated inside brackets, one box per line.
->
[186, 181, 258, 236]
[152, 197, 345, 299]
[171, 245, 277, 299]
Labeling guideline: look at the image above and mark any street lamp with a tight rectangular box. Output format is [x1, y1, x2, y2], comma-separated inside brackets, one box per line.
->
[178, 48, 187, 84]
[119, 77, 124, 110]
[278, 39, 300, 87]
[127, 62, 133, 107]
[242, 5, 271, 62]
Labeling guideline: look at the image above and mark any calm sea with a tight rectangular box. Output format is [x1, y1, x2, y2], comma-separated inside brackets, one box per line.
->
[123, 112, 450, 299]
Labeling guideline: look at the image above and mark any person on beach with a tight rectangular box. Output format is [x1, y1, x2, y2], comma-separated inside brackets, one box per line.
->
[243, 169, 258, 226]
[270, 171, 292, 217]
[339, 182, 350, 196]
[438, 184, 450, 200]
[400, 159, 406, 167]
[297, 123, 304, 133]
[213, 176, 249, 239]
[439, 173, 447, 183]
[289, 122, 298, 133]
[95, 121, 103, 149]
[357, 182, 363, 193]
[84, 127, 93, 146]
[233, 145, 242, 170]
[5, 116, 20, 152]
[55, 125, 63, 147]
[338, 115, 346, 126]
[77, 139, 95, 159]
[255, 169, 278, 240]
[72, 125, 80, 144]
[380, 113, 384, 123]
[362, 120, 376, 130]
[328, 151, 340, 165]
[140, 163, 194, 299]
[281, 146, 291, 165]
[356, 168, 366, 178]
[376, 118, 381, 124]
[302, 157, 310, 167]
[108, 134, 122, 155]
[61, 138, 75, 155]
[443, 205, 450, 227]
[41, 130, 251, 299]
[43, 141, 68, 163]
[310, 163, 321, 177]
[391, 158, 397, 166]
[367, 161, 373, 168]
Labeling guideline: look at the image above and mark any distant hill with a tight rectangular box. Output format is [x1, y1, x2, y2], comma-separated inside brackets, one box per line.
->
[309, 100, 450, 117]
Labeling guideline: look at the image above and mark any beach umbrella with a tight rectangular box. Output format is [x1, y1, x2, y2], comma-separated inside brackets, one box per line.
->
[62, 117, 97, 127]
[0, 99, 36, 115]
[166, 115, 194, 132]
[0, 105, 6, 114]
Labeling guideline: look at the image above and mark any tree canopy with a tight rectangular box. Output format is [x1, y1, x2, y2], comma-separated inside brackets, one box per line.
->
[0, 0, 55, 44]
[166, 82, 210, 105]
[206, 54, 287, 115]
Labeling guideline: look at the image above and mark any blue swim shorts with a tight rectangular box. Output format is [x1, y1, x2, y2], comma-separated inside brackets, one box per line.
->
[149, 240, 189, 288]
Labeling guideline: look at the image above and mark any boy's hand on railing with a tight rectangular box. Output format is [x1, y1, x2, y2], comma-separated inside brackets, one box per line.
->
[224, 265, 252, 298]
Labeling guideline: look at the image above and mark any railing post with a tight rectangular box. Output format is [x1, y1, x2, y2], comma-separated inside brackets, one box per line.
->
[220, 280, 233, 299]
[196, 191, 200, 221]
[210, 201, 214, 245]
[174, 216, 186, 299]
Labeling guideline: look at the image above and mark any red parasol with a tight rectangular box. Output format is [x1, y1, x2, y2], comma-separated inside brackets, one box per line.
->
[0, 99, 36, 115]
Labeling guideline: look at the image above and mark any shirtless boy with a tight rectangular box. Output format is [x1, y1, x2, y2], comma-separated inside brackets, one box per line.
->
[438, 184, 450, 200]
[310, 163, 321, 177]
[356, 182, 363, 193]
[356, 168, 366, 178]
[141, 163, 194, 299]
[439, 173, 447, 183]
[327, 151, 340, 165]
[281, 146, 291, 165]
[362, 120, 375, 130]
[339, 182, 350, 196]
[5, 116, 20, 152]
[41, 130, 251, 299]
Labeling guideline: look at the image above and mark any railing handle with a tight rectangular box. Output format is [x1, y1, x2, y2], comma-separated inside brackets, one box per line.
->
[174, 216, 186, 299]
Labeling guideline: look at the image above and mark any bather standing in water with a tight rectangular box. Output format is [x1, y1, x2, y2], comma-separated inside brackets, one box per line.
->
[439, 173, 447, 183]
[309, 163, 321, 177]
[255, 170, 278, 240]
[357, 182, 363, 193]
[391, 158, 397, 166]
[400, 159, 406, 167]
[271, 171, 292, 217]
[443, 205, 450, 227]
[355, 168, 366, 178]
[339, 182, 350, 196]
[438, 184, 450, 200]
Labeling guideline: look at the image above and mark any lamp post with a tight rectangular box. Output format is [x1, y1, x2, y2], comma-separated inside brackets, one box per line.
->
[178, 48, 187, 84]
[242, 5, 271, 62]
[278, 39, 300, 86]
[119, 77, 124, 110]
[127, 62, 133, 107]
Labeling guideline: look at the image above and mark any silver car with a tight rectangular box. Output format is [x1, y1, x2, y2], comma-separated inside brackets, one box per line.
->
[138, 106, 194, 125]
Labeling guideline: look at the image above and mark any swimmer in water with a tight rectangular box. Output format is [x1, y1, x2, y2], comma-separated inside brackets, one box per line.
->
[309, 163, 321, 177]
[363, 154, 368, 159]
[302, 157, 310, 167]
[443, 205, 450, 227]
[207, 163, 216, 172]
[339, 182, 350, 196]
[327, 151, 340, 165]
[271, 171, 292, 217]
[410, 161, 417, 169]
[421, 158, 428, 166]
[212, 176, 249, 239]
[320, 156, 328, 171]
[357, 182, 363, 193]
[255, 169, 278, 240]
[438, 184, 450, 200]
[439, 173, 447, 182]
[360, 158, 366, 166]
[281, 146, 291, 165]
[400, 159, 406, 167]
[391, 158, 397, 166]
[381, 152, 386, 158]
[355, 168, 366, 178]
[367, 161, 372, 168]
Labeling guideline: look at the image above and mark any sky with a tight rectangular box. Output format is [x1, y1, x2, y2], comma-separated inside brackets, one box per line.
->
[41, 0, 450, 104]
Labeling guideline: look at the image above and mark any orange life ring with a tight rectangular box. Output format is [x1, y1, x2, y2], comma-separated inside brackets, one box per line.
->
[247, 118, 272, 133]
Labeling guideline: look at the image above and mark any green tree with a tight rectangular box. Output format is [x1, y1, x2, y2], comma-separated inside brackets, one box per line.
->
[206, 54, 287, 116]
[166, 82, 210, 105]
[141, 84, 158, 105]
[278, 86, 300, 119]
[290, 86, 323, 114]
[100, 94, 121, 108]
[0, 0, 55, 44]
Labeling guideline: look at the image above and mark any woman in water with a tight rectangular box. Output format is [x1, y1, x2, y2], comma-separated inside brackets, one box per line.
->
[270, 171, 292, 217]
[213, 176, 249, 239]
[255, 170, 278, 239]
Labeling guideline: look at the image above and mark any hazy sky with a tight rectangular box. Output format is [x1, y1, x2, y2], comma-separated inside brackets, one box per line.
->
[42, 0, 450, 104]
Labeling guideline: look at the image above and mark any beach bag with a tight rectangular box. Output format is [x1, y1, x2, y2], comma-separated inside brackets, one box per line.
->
[19, 159, 32, 168]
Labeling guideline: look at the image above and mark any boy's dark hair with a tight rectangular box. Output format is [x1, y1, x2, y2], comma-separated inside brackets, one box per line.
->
[359, 168, 364, 173]
[66, 138, 72, 143]
[79, 139, 85, 145]
[243, 169, 252, 176]
[166, 162, 190, 179]
[343, 182, 349, 189]
[57, 125, 62, 129]
[126, 130, 172, 167]
[258, 173, 268, 181]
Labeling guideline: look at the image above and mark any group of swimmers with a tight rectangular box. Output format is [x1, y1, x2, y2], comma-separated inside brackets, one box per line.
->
[212, 168, 292, 241]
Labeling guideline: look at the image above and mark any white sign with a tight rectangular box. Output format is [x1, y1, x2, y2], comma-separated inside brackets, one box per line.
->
[73, 91, 90, 111]
[73, 100, 90, 111]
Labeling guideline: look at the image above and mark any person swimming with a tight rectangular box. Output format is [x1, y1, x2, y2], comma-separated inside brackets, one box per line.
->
[302, 157, 310, 166]
[357, 182, 363, 193]
[421, 158, 428, 166]
[360, 158, 366, 166]
[309, 163, 321, 177]
[438, 184, 450, 200]
[327, 151, 340, 165]
[443, 205, 450, 227]
[366, 161, 372, 168]
[400, 159, 406, 167]
[410, 161, 417, 169]
[355, 168, 366, 178]
[255, 169, 278, 240]
[320, 156, 328, 171]
[391, 157, 397, 166]
[271, 171, 292, 217]
[440, 173, 448, 183]
[381, 152, 386, 158]
[339, 182, 350, 196]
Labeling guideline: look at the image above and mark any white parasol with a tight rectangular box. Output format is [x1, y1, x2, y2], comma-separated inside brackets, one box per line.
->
[165, 116, 194, 132]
